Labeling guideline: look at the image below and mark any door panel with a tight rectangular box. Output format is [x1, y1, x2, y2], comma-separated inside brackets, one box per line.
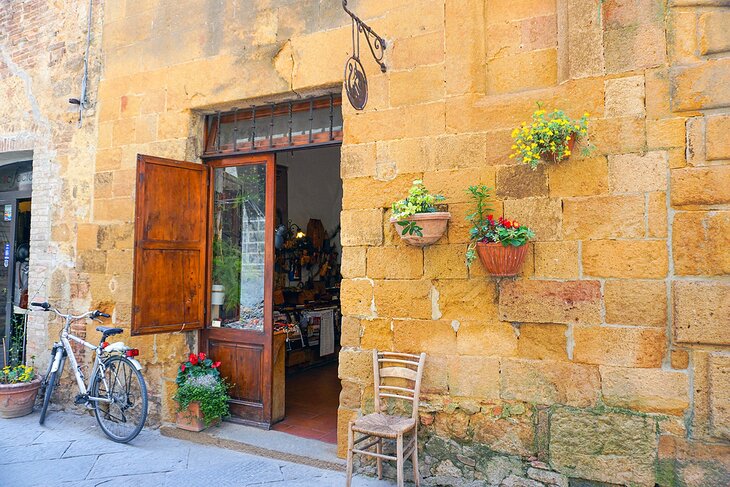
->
[132, 155, 208, 335]
[201, 153, 275, 427]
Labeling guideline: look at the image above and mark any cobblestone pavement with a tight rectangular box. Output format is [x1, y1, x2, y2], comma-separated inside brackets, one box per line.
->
[0, 411, 393, 487]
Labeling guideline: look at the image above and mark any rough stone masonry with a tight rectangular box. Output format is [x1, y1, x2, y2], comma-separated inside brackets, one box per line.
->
[1, 0, 729, 486]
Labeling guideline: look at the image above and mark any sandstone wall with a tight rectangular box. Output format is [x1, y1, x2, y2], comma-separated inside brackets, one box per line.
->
[3, 0, 728, 485]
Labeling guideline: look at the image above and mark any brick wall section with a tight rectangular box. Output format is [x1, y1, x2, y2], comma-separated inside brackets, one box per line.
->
[5, 0, 729, 485]
[0, 0, 103, 400]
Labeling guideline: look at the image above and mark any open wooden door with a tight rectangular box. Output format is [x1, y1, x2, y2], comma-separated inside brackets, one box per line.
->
[132, 155, 208, 335]
[201, 154, 275, 427]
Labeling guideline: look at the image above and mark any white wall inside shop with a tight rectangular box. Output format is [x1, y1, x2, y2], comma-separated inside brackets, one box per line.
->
[276, 146, 342, 262]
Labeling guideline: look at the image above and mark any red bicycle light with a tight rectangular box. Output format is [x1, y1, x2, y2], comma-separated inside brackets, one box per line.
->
[101, 342, 109, 349]
[125, 349, 139, 357]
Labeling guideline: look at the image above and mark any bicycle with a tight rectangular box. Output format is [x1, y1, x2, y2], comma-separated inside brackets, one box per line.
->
[33, 301, 148, 443]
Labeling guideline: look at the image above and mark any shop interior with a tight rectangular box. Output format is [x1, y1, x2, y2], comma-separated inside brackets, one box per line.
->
[208, 145, 342, 443]
[270, 146, 342, 443]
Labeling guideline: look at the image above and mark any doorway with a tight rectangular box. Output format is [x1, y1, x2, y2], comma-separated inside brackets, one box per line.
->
[270, 147, 342, 444]
[199, 95, 344, 440]
[0, 160, 33, 367]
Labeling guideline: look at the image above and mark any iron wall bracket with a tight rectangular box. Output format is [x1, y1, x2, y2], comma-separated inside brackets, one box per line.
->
[342, 0, 387, 110]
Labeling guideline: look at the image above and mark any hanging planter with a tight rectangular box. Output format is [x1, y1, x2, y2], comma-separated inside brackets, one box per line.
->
[475, 242, 529, 277]
[390, 180, 450, 247]
[510, 106, 592, 169]
[465, 185, 534, 277]
[390, 212, 451, 247]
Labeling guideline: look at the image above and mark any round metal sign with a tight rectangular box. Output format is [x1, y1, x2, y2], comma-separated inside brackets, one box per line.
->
[344, 56, 368, 111]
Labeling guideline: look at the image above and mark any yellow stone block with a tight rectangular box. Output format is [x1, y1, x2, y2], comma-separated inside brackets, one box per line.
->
[501, 358, 600, 407]
[487, 48, 558, 95]
[673, 211, 730, 276]
[671, 166, 730, 207]
[391, 30, 445, 71]
[548, 156, 609, 197]
[517, 323, 568, 361]
[600, 366, 689, 416]
[706, 114, 730, 161]
[604, 279, 666, 327]
[456, 321, 517, 356]
[392, 319, 456, 354]
[373, 279, 433, 319]
[424, 244, 468, 279]
[367, 246, 424, 280]
[341, 209, 384, 246]
[447, 355, 500, 398]
[436, 279, 497, 321]
[608, 151, 668, 194]
[533, 241, 579, 278]
[340, 279, 374, 318]
[341, 246, 367, 278]
[647, 118, 686, 150]
[360, 318, 393, 351]
[582, 240, 668, 279]
[573, 325, 666, 368]
[562, 195, 645, 239]
[389, 64, 445, 107]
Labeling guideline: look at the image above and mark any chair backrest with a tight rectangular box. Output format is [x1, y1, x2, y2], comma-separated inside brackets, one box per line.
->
[372, 350, 427, 420]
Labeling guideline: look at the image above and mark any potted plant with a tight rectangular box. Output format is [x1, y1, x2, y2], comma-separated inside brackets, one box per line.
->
[390, 179, 450, 247]
[510, 106, 591, 169]
[174, 352, 229, 431]
[0, 360, 40, 418]
[465, 185, 535, 276]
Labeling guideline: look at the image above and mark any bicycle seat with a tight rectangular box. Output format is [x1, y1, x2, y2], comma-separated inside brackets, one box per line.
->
[96, 326, 123, 339]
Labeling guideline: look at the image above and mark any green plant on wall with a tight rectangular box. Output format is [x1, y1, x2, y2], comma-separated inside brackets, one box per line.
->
[391, 179, 445, 236]
[510, 105, 593, 169]
[212, 238, 242, 313]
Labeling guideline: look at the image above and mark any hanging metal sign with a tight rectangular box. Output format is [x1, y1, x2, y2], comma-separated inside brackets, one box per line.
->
[342, 0, 387, 111]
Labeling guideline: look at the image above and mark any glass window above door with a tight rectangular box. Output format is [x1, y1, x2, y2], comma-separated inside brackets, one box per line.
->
[211, 164, 267, 332]
[203, 95, 342, 156]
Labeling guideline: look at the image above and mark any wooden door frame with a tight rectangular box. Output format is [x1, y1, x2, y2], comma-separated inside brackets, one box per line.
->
[200, 153, 276, 428]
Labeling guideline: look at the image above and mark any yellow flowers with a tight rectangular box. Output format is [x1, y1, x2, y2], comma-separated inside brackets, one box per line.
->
[510, 106, 591, 170]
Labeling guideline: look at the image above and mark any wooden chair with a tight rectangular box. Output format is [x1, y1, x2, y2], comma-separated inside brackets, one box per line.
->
[346, 351, 427, 487]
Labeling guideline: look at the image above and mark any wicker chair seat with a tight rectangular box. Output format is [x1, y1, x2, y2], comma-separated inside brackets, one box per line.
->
[351, 413, 416, 439]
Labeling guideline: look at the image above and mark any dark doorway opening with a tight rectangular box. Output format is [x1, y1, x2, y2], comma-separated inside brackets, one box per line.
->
[0, 160, 33, 366]
[270, 146, 342, 444]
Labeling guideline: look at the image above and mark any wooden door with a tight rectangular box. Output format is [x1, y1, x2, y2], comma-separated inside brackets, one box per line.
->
[201, 153, 275, 427]
[132, 155, 208, 335]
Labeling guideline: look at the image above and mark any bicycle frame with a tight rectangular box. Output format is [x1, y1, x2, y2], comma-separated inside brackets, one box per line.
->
[47, 309, 142, 404]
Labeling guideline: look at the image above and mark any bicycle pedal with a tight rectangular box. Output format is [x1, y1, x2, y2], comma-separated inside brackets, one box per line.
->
[74, 394, 89, 405]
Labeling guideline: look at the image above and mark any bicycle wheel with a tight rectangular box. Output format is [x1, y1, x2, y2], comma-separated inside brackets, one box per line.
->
[39, 370, 57, 425]
[91, 355, 148, 443]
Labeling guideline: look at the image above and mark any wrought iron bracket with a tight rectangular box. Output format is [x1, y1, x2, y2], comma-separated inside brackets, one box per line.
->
[343, 0, 387, 110]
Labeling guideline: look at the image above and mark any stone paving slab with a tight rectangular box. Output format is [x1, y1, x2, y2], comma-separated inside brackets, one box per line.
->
[0, 411, 393, 486]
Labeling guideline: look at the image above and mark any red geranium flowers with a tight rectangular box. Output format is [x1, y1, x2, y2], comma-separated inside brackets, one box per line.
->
[176, 351, 223, 386]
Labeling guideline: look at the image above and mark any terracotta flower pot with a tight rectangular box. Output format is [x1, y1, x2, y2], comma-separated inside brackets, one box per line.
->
[0, 378, 41, 419]
[176, 401, 221, 432]
[476, 242, 529, 277]
[540, 135, 577, 163]
[390, 212, 451, 247]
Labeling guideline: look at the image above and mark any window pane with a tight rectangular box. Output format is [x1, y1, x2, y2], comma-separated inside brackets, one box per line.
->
[211, 164, 266, 332]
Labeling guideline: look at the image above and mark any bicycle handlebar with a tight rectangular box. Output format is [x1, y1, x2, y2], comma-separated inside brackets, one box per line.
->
[31, 302, 110, 321]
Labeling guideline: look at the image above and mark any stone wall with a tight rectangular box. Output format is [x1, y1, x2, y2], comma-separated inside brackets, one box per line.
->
[3, 0, 729, 485]
[0, 0, 103, 398]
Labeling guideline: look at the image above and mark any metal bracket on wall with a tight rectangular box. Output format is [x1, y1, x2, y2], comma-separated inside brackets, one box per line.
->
[342, 0, 387, 111]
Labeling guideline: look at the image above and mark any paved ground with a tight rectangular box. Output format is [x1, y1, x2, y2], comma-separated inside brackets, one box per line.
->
[0, 410, 393, 487]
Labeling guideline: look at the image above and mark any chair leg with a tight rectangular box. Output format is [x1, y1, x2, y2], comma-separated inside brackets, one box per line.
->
[346, 423, 354, 487]
[396, 433, 404, 487]
[411, 434, 420, 487]
[376, 437, 383, 480]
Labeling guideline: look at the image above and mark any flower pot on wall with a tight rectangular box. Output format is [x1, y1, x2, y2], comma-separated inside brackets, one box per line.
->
[540, 136, 577, 164]
[390, 212, 451, 247]
[176, 401, 221, 432]
[476, 242, 529, 277]
[0, 378, 41, 418]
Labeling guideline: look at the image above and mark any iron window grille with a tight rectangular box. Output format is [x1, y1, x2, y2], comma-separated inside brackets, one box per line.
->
[203, 94, 343, 157]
